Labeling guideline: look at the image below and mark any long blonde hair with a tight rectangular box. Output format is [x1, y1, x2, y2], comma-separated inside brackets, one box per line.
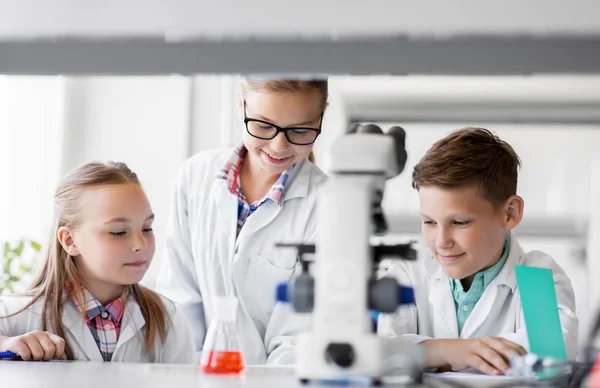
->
[3, 162, 168, 359]
[240, 77, 329, 164]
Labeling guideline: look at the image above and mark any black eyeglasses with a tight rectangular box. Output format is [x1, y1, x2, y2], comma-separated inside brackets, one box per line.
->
[243, 101, 322, 146]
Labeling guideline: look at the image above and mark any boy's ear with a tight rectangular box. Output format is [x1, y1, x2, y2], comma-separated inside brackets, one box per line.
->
[504, 195, 524, 230]
[57, 226, 80, 257]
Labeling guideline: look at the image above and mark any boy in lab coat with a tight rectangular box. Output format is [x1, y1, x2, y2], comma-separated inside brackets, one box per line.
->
[378, 128, 578, 375]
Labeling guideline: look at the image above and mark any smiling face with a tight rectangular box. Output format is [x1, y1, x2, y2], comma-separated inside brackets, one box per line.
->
[240, 90, 323, 176]
[419, 185, 522, 281]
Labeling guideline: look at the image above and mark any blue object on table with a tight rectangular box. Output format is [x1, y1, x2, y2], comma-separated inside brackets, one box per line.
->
[0, 351, 18, 359]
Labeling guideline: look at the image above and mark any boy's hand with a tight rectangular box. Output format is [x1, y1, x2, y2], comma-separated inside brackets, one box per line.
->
[0, 331, 65, 361]
[422, 337, 527, 375]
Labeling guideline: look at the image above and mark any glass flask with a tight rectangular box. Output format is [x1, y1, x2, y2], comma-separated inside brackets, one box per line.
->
[200, 296, 245, 375]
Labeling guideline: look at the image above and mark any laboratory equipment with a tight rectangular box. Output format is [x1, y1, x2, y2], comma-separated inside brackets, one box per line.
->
[200, 296, 245, 375]
[277, 124, 423, 385]
[508, 353, 571, 381]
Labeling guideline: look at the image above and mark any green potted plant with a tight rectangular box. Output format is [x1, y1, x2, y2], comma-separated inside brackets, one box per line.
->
[1, 239, 41, 295]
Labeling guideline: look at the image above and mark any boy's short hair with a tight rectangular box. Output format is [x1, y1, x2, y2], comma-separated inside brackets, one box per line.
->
[412, 127, 521, 208]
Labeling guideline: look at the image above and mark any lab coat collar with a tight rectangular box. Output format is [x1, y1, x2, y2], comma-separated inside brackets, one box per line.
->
[61, 295, 146, 361]
[232, 161, 317, 244]
[424, 231, 523, 293]
[491, 232, 523, 293]
[61, 301, 104, 361]
[428, 277, 460, 337]
[213, 178, 239, 231]
[459, 235, 523, 338]
[114, 295, 146, 353]
[282, 160, 312, 201]
[211, 179, 238, 296]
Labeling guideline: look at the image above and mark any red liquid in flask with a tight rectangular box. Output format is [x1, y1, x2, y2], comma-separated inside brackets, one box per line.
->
[201, 351, 245, 374]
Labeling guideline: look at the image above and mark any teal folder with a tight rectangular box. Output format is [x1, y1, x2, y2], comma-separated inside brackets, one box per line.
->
[515, 265, 567, 361]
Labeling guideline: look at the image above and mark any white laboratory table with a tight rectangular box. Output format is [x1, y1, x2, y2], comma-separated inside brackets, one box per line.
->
[0, 361, 560, 388]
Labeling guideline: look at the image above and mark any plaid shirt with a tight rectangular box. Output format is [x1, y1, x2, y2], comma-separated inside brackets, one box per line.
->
[219, 144, 291, 235]
[71, 289, 125, 361]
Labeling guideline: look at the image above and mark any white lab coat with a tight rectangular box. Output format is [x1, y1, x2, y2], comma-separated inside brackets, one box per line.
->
[155, 148, 327, 365]
[0, 294, 195, 363]
[377, 233, 579, 360]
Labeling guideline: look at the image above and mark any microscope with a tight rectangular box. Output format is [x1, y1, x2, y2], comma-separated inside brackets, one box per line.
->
[277, 124, 423, 385]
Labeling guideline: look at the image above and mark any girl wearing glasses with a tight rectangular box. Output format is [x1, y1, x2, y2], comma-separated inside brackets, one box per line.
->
[155, 78, 328, 365]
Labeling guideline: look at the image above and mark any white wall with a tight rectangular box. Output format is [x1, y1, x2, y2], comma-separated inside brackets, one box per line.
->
[0, 76, 66, 243]
[1, 0, 600, 38]
[190, 76, 240, 154]
[61, 76, 192, 284]
[335, 75, 600, 120]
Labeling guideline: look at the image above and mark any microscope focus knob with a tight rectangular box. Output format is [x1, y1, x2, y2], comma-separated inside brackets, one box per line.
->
[275, 275, 315, 313]
[387, 126, 408, 175]
[325, 343, 355, 369]
[369, 278, 415, 313]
